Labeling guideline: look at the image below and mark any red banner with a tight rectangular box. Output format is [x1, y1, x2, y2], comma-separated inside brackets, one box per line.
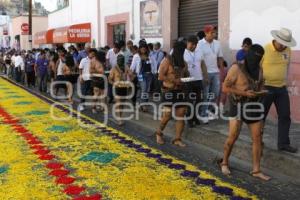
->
[53, 23, 91, 43]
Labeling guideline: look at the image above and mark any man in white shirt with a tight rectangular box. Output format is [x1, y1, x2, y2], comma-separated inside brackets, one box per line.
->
[79, 49, 96, 111]
[14, 52, 25, 83]
[151, 42, 165, 93]
[119, 40, 132, 65]
[184, 35, 208, 126]
[197, 25, 224, 121]
[106, 42, 122, 103]
[106, 42, 121, 70]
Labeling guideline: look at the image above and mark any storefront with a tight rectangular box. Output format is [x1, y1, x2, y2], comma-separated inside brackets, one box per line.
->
[34, 29, 54, 47]
[178, 0, 218, 38]
[0, 15, 11, 48]
[48, 0, 100, 47]
[52, 23, 91, 44]
[10, 15, 48, 50]
[34, 23, 91, 47]
[100, 0, 178, 50]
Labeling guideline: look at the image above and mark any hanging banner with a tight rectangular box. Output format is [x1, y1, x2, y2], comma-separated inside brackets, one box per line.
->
[140, 0, 162, 38]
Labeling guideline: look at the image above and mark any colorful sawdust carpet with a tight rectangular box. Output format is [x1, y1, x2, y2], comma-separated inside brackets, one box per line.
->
[0, 78, 257, 200]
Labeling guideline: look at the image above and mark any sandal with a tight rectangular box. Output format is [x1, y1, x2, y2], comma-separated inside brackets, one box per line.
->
[250, 171, 271, 181]
[172, 138, 186, 148]
[218, 159, 231, 175]
[155, 131, 165, 145]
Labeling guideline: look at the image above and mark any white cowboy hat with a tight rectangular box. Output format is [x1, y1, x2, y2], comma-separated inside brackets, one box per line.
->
[271, 28, 297, 47]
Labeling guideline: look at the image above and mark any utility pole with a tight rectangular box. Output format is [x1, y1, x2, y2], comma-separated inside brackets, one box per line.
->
[28, 0, 32, 49]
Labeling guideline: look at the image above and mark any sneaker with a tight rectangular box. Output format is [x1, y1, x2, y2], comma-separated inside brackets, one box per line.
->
[78, 105, 85, 111]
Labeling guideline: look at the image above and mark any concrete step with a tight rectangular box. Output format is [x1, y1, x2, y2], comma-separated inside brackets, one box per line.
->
[128, 111, 300, 184]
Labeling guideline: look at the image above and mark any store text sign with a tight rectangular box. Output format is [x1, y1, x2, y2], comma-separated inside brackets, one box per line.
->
[53, 23, 91, 43]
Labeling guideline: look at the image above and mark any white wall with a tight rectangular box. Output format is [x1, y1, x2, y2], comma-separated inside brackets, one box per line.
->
[100, 0, 133, 45]
[48, 0, 100, 47]
[230, 0, 300, 50]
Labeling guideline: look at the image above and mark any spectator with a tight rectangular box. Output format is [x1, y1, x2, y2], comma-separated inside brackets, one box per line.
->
[55, 49, 67, 95]
[130, 42, 157, 112]
[24, 52, 36, 87]
[106, 42, 121, 104]
[127, 45, 139, 105]
[262, 28, 298, 153]
[236, 37, 253, 64]
[106, 42, 121, 70]
[34, 51, 49, 93]
[184, 35, 207, 127]
[77, 43, 91, 64]
[151, 42, 165, 93]
[119, 40, 131, 65]
[78, 49, 96, 111]
[14, 52, 24, 83]
[197, 31, 206, 41]
[198, 25, 225, 122]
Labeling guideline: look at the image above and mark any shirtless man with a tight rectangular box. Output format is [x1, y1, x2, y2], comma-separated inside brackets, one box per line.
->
[90, 51, 106, 114]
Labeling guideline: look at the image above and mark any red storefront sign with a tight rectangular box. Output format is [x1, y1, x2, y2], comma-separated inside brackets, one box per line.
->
[34, 29, 55, 45]
[53, 23, 91, 43]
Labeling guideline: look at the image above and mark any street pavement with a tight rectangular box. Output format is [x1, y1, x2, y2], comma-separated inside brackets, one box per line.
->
[0, 76, 299, 200]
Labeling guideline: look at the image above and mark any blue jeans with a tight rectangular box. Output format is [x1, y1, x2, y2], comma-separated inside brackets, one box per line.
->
[201, 72, 220, 117]
[139, 73, 153, 103]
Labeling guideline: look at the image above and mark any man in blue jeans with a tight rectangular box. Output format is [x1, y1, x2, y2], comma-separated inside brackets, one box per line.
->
[197, 25, 224, 123]
[262, 28, 297, 153]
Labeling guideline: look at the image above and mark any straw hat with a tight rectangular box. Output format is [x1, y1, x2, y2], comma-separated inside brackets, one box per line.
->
[271, 28, 297, 47]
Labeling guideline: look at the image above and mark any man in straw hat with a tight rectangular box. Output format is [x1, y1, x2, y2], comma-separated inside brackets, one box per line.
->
[262, 28, 297, 153]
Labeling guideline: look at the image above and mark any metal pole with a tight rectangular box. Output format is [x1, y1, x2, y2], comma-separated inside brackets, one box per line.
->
[28, 0, 32, 50]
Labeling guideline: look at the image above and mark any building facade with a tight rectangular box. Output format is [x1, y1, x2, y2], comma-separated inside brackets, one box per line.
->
[10, 15, 48, 50]
[99, 0, 218, 50]
[47, 0, 300, 122]
[48, 0, 100, 47]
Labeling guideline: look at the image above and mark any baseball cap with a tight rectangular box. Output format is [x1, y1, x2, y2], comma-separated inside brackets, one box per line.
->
[203, 25, 215, 33]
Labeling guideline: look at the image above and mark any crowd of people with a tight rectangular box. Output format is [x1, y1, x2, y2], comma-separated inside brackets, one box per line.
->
[0, 25, 298, 181]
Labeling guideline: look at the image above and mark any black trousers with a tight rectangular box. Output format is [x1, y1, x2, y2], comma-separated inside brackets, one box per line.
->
[26, 71, 35, 87]
[132, 76, 138, 105]
[186, 80, 203, 124]
[263, 86, 291, 148]
[80, 80, 92, 103]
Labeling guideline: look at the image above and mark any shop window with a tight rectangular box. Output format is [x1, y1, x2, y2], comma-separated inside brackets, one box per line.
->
[113, 24, 126, 43]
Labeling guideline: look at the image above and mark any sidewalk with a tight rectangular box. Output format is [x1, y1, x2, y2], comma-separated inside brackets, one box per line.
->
[129, 111, 300, 181]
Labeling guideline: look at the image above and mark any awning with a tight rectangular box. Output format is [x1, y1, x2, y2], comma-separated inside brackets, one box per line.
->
[53, 23, 91, 44]
[34, 29, 54, 45]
